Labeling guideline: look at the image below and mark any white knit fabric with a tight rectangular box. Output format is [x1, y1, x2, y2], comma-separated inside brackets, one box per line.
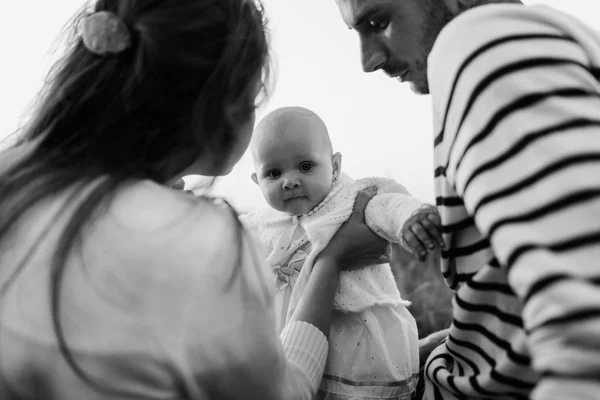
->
[241, 173, 424, 315]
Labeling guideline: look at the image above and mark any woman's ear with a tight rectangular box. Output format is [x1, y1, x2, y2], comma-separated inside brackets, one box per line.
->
[251, 172, 259, 185]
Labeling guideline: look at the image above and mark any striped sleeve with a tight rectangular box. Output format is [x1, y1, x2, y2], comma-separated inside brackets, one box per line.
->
[429, 5, 600, 400]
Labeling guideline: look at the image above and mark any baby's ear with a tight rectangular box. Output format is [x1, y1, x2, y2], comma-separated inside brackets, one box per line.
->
[332, 152, 342, 175]
[251, 172, 259, 185]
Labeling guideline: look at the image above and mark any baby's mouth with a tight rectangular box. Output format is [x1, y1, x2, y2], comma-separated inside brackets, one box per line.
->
[284, 195, 307, 202]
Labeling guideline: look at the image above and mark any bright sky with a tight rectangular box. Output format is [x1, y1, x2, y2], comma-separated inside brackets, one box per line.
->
[1, 1, 597, 212]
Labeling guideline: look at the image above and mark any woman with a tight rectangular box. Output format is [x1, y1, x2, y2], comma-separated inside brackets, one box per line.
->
[0, 0, 387, 399]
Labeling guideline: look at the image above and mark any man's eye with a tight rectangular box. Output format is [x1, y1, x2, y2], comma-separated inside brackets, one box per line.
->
[369, 17, 389, 32]
[299, 162, 313, 172]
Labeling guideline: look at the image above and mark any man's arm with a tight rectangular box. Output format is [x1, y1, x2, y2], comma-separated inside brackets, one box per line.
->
[430, 5, 600, 399]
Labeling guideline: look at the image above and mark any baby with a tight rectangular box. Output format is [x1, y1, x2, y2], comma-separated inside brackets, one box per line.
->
[242, 106, 436, 400]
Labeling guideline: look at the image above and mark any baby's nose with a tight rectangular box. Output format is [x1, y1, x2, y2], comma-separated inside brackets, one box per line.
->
[282, 177, 300, 190]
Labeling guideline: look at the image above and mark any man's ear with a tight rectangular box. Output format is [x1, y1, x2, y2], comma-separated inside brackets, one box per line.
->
[251, 172, 259, 185]
[332, 152, 342, 177]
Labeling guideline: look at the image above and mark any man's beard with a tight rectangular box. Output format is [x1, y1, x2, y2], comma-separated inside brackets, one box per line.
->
[412, 0, 454, 95]
[410, 57, 430, 95]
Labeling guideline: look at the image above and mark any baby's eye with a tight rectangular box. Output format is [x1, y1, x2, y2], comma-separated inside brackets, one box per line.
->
[369, 16, 389, 33]
[299, 162, 314, 172]
[266, 170, 281, 179]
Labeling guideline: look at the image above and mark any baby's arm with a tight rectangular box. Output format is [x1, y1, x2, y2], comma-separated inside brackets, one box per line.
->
[363, 179, 443, 260]
[362, 178, 423, 242]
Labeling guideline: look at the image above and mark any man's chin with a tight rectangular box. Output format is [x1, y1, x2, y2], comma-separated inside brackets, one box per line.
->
[410, 81, 430, 95]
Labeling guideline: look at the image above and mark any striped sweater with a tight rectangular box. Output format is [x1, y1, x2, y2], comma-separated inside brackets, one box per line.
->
[424, 4, 600, 400]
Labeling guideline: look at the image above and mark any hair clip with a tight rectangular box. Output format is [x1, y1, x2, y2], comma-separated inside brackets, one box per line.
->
[81, 11, 132, 56]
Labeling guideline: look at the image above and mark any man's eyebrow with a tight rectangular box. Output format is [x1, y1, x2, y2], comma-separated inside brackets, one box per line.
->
[350, 5, 385, 29]
[349, 12, 367, 29]
[348, 5, 380, 30]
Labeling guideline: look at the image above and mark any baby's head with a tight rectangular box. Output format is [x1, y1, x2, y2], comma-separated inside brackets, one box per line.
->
[251, 107, 341, 216]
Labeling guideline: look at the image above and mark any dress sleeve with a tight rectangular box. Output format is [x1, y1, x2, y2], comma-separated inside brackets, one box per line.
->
[145, 199, 328, 399]
[429, 6, 600, 399]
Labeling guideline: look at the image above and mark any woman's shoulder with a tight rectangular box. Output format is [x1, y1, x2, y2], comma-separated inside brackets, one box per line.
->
[100, 180, 242, 281]
[110, 180, 232, 232]
[90, 181, 271, 343]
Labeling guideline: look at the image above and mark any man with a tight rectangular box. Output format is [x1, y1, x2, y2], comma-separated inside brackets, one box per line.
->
[335, 0, 600, 399]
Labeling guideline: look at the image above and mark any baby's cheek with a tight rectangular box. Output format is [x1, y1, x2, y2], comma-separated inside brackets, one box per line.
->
[267, 189, 280, 203]
[266, 191, 284, 211]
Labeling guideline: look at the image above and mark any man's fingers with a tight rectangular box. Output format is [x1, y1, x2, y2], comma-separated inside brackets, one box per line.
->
[350, 186, 378, 221]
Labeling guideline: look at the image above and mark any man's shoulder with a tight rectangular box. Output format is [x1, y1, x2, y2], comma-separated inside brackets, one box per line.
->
[431, 3, 579, 68]
[427, 3, 592, 117]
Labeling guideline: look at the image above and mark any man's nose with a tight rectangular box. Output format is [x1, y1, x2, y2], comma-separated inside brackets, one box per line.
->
[360, 36, 386, 73]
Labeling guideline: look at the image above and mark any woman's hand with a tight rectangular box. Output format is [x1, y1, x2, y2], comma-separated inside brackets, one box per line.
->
[171, 178, 194, 195]
[319, 186, 390, 270]
[171, 179, 186, 190]
[292, 187, 388, 334]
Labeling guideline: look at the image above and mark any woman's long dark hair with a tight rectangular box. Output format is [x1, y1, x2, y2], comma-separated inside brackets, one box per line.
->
[0, 0, 269, 396]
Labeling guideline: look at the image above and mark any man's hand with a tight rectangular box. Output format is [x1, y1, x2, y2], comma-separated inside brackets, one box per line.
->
[320, 187, 390, 270]
[419, 328, 450, 368]
[401, 205, 444, 261]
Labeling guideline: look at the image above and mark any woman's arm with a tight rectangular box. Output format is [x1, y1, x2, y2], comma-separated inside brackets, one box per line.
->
[153, 188, 387, 399]
[289, 186, 388, 334]
[287, 256, 340, 336]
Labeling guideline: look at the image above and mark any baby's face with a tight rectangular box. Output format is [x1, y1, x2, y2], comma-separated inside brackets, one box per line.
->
[253, 132, 337, 216]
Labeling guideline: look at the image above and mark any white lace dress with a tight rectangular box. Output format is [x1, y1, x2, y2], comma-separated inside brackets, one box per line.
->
[241, 174, 424, 399]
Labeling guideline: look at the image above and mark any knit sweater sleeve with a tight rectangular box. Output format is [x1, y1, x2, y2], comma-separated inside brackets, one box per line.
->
[292, 177, 419, 313]
[360, 177, 426, 245]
